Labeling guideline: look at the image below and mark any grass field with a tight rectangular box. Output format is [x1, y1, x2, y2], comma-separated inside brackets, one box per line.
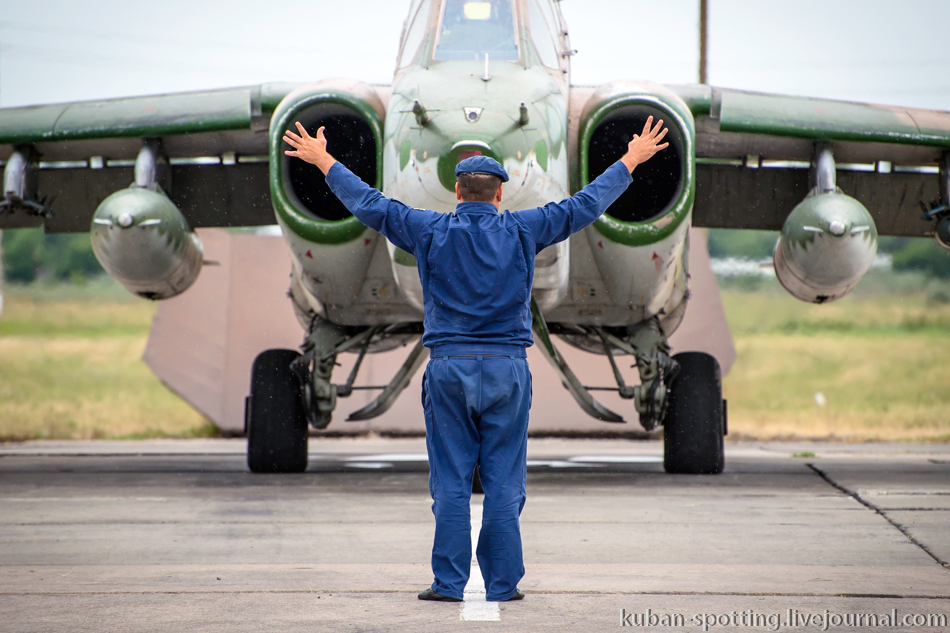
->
[0, 278, 215, 441]
[719, 268, 950, 441]
[0, 271, 948, 442]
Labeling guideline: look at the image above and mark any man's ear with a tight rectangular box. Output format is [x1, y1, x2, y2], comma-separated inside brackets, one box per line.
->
[494, 184, 504, 205]
[455, 182, 463, 202]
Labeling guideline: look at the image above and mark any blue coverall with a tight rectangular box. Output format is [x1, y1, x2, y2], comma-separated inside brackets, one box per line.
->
[326, 160, 633, 601]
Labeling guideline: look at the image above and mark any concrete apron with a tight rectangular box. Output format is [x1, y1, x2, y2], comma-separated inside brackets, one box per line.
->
[0, 439, 948, 632]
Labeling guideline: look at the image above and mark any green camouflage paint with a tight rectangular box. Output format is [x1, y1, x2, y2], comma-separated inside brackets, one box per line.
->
[579, 90, 696, 248]
[268, 85, 384, 245]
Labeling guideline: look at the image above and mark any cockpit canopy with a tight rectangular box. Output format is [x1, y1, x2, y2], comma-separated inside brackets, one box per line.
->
[398, 0, 565, 69]
[434, 0, 519, 62]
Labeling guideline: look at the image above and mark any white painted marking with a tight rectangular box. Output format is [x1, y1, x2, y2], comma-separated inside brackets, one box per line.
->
[341, 453, 661, 471]
[460, 500, 501, 621]
[525, 459, 595, 468]
[451, 139, 492, 151]
[567, 455, 663, 464]
[346, 453, 429, 462]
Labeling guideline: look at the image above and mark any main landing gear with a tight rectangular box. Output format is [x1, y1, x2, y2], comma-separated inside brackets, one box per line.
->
[245, 317, 426, 473]
[662, 352, 725, 474]
[531, 301, 726, 475]
[246, 349, 309, 473]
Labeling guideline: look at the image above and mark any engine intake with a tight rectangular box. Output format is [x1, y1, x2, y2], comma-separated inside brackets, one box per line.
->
[269, 81, 385, 244]
[284, 105, 377, 222]
[584, 102, 687, 224]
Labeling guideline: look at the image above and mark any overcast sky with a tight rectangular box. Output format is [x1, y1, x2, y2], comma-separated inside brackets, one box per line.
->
[0, 0, 948, 110]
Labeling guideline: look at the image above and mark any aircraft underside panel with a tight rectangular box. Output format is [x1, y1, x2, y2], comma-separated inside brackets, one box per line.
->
[541, 213, 690, 330]
[285, 225, 424, 329]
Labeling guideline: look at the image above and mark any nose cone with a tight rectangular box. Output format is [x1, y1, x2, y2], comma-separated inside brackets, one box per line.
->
[828, 220, 847, 236]
[402, 103, 526, 208]
[774, 191, 878, 303]
[90, 188, 193, 282]
[437, 140, 505, 191]
[388, 62, 565, 209]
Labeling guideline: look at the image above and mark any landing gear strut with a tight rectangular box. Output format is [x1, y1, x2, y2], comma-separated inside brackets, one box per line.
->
[595, 320, 725, 473]
[245, 316, 426, 473]
[290, 318, 369, 430]
[593, 318, 679, 431]
[532, 301, 726, 475]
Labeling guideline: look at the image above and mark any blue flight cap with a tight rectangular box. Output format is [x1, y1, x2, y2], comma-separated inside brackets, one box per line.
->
[455, 156, 509, 183]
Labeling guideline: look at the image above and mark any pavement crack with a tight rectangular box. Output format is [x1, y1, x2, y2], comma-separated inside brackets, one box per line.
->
[874, 508, 950, 512]
[807, 463, 950, 571]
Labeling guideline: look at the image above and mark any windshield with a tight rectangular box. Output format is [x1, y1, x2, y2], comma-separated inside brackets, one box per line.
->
[527, 0, 560, 68]
[433, 0, 519, 62]
[400, 0, 434, 67]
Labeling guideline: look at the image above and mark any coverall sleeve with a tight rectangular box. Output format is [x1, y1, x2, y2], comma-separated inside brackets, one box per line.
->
[325, 161, 433, 252]
[513, 160, 633, 252]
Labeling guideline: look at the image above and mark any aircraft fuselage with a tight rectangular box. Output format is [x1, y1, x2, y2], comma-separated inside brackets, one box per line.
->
[277, 0, 691, 340]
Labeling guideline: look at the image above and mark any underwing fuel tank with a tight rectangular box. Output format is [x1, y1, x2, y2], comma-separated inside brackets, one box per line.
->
[773, 191, 878, 304]
[90, 188, 203, 300]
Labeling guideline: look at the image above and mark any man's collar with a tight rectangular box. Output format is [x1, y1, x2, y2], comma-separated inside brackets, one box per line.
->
[455, 201, 500, 215]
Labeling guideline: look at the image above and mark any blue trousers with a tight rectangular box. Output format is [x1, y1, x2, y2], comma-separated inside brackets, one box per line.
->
[422, 352, 531, 601]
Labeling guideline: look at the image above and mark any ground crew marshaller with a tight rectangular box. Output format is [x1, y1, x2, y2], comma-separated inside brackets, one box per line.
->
[283, 117, 669, 602]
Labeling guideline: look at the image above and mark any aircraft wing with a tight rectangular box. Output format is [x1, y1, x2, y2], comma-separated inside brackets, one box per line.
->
[0, 83, 304, 232]
[670, 85, 950, 237]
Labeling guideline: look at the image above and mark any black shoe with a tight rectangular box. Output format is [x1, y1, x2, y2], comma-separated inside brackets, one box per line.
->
[505, 589, 525, 601]
[418, 588, 462, 602]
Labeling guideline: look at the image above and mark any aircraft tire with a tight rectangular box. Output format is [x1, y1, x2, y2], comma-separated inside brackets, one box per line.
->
[662, 352, 724, 475]
[247, 349, 309, 474]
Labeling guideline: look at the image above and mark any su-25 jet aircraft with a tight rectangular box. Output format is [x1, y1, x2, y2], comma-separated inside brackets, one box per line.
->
[1, 0, 950, 475]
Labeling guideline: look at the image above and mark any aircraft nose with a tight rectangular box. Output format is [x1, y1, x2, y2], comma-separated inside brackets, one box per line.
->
[436, 139, 504, 192]
[432, 101, 533, 189]
[463, 107, 483, 123]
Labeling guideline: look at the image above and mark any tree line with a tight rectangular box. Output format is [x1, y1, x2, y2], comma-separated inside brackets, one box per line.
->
[707, 229, 950, 279]
[2, 228, 103, 283]
[2, 226, 949, 284]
